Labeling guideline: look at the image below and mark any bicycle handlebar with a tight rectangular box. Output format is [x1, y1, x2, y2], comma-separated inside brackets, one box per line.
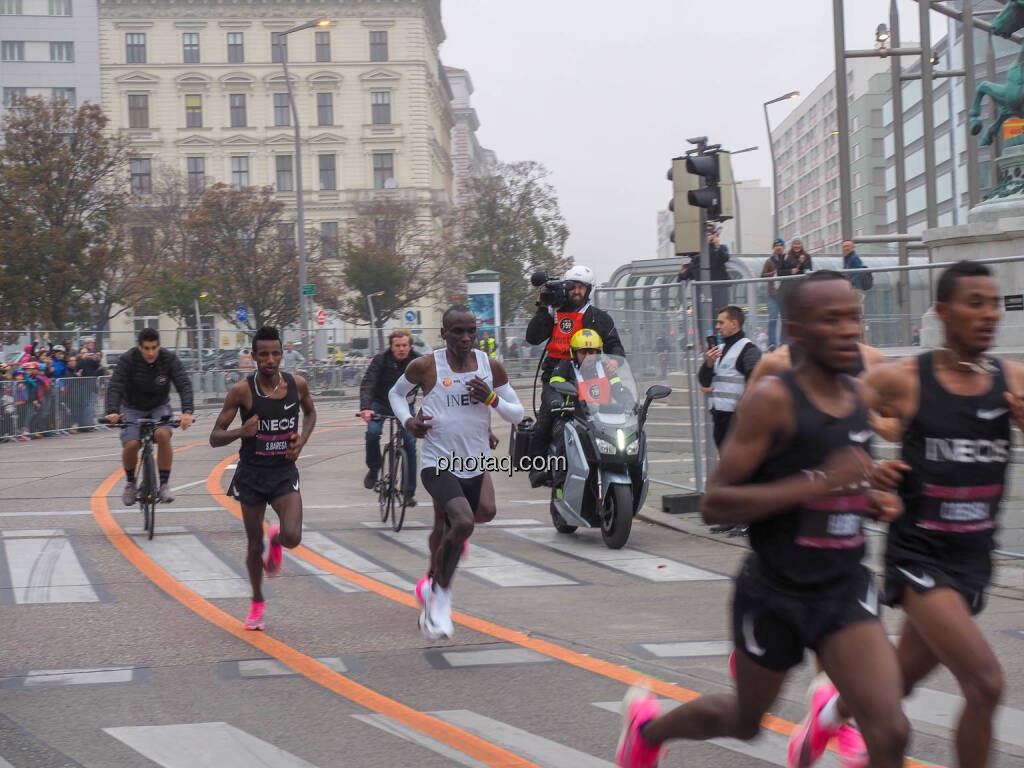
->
[355, 412, 398, 423]
[98, 417, 186, 428]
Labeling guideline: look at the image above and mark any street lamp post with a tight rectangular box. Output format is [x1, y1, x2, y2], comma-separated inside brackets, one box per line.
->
[763, 91, 799, 238]
[366, 291, 384, 356]
[194, 290, 209, 376]
[277, 17, 330, 365]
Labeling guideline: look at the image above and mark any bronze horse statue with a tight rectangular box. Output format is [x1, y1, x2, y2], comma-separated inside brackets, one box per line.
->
[969, 0, 1024, 146]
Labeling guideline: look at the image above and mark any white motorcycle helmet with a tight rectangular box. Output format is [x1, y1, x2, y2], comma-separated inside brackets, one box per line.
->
[563, 265, 595, 301]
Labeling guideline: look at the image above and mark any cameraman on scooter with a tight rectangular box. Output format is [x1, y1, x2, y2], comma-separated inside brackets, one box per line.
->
[525, 265, 624, 485]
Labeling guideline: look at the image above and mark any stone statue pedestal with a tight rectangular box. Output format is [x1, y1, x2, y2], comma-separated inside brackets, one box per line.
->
[921, 147, 1024, 350]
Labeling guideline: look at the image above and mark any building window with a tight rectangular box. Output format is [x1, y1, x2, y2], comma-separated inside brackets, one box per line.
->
[370, 30, 387, 61]
[375, 218, 396, 251]
[277, 223, 296, 248]
[315, 30, 331, 62]
[125, 33, 146, 64]
[271, 32, 287, 63]
[231, 156, 249, 190]
[128, 94, 149, 128]
[0, 1, 24, 14]
[373, 152, 394, 189]
[319, 154, 336, 190]
[182, 32, 200, 63]
[187, 156, 205, 194]
[2, 87, 26, 106]
[276, 155, 294, 192]
[49, 41, 74, 61]
[184, 94, 202, 128]
[1, 41, 24, 61]
[854, 199, 863, 217]
[51, 87, 75, 106]
[130, 158, 152, 195]
[48, 0, 70, 15]
[316, 92, 333, 126]
[371, 91, 391, 125]
[229, 93, 246, 127]
[133, 316, 159, 334]
[273, 93, 290, 126]
[227, 32, 244, 63]
[320, 221, 338, 257]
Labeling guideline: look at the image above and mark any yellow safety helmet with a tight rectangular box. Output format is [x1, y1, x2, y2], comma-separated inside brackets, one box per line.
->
[569, 328, 603, 352]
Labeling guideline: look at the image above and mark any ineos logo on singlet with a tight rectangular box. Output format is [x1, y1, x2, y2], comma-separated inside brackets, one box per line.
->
[445, 393, 473, 407]
[260, 416, 297, 432]
[925, 437, 1009, 464]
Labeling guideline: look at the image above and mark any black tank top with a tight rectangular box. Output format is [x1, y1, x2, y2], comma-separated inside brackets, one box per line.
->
[789, 343, 865, 377]
[239, 372, 299, 467]
[749, 370, 874, 589]
[891, 352, 1010, 559]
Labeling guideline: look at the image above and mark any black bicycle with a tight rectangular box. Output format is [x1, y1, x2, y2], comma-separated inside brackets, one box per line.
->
[101, 417, 181, 539]
[360, 412, 410, 532]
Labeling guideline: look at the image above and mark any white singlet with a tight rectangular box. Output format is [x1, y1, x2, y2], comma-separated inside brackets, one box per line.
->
[419, 348, 492, 478]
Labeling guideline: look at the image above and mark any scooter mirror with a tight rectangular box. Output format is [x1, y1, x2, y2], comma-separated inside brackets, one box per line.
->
[645, 385, 672, 400]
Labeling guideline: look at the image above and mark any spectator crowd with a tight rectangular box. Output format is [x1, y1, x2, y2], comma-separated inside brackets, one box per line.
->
[1, 334, 108, 440]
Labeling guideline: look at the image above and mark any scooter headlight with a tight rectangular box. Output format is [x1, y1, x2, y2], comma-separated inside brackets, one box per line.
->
[596, 437, 617, 455]
[626, 438, 640, 456]
[616, 429, 626, 452]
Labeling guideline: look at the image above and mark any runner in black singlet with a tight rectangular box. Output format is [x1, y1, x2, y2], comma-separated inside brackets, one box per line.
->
[209, 326, 317, 631]
[615, 272, 909, 768]
[812, 261, 1024, 768]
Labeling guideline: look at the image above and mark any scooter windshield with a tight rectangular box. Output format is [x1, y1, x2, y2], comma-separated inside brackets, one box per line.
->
[572, 355, 639, 422]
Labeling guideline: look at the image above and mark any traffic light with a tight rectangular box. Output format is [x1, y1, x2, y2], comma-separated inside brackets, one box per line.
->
[685, 151, 734, 222]
[668, 157, 700, 255]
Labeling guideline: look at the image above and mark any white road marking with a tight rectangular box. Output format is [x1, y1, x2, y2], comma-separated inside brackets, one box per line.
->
[359, 518, 543, 530]
[430, 710, 615, 768]
[140, 534, 249, 598]
[237, 657, 347, 678]
[507, 528, 727, 583]
[905, 686, 1024, 749]
[2, 533, 99, 603]
[0, 506, 223, 518]
[639, 640, 733, 658]
[299, 531, 415, 591]
[440, 648, 553, 667]
[351, 714, 490, 768]
[16, 666, 135, 687]
[168, 479, 207, 493]
[382, 529, 577, 588]
[282, 551, 365, 593]
[104, 722, 320, 768]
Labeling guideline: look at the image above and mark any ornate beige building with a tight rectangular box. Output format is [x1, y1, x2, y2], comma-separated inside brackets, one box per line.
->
[97, 0, 453, 348]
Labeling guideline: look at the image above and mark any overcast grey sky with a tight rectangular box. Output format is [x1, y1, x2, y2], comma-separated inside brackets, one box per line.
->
[440, 0, 941, 281]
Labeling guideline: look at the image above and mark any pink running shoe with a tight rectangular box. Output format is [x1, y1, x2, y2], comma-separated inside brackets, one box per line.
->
[415, 576, 432, 607]
[835, 723, 868, 768]
[244, 600, 265, 631]
[788, 680, 839, 768]
[616, 685, 663, 768]
[728, 649, 736, 680]
[462, 540, 469, 562]
[264, 524, 283, 577]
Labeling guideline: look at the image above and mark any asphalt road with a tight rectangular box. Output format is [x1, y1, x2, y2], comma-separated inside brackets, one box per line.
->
[1, 402, 1022, 767]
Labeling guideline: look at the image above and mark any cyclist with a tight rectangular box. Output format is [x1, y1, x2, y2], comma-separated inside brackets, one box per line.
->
[360, 329, 421, 506]
[105, 328, 194, 506]
[210, 326, 317, 631]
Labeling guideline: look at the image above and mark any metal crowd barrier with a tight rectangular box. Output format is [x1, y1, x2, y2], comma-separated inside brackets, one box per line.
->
[0, 375, 110, 441]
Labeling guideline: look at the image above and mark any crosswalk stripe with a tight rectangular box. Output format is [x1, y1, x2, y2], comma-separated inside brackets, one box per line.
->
[359, 518, 544, 529]
[233, 657, 348, 678]
[283, 551, 365, 593]
[638, 640, 733, 658]
[352, 714, 490, 767]
[906, 686, 1024, 749]
[430, 710, 615, 768]
[438, 648, 554, 668]
[299, 531, 415, 591]
[506, 528, 727, 582]
[140, 534, 250, 599]
[2, 666, 141, 689]
[591, 700, 839, 767]
[381, 529, 577, 588]
[104, 722, 320, 768]
[0, 532, 100, 604]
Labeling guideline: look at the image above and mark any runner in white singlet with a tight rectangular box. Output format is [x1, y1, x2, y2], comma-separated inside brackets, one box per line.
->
[388, 306, 524, 640]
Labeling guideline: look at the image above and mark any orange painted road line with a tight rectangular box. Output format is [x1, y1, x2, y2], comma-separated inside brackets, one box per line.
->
[90, 447, 542, 768]
[206, 450, 932, 767]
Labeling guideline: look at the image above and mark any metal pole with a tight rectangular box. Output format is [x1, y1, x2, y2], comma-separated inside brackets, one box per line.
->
[733, 181, 743, 254]
[964, 0, 979, 207]
[366, 293, 378, 357]
[281, 34, 311, 365]
[687, 279, 704, 494]
[920, 0, 938, 229]
[891, 0, 912, 346]
[764, 101, 778, 236]
[193, 297, 202, 375]
[833, 0, 854, 240]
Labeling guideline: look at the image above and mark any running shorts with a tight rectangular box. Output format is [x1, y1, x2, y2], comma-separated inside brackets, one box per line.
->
[420, 468, 484, 512]
[731, 554, 882, 672]
[228, 462, 300, 506]
[883, 557, 990, 616]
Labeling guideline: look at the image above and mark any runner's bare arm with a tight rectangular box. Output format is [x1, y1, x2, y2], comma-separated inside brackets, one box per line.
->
[286, 376, 316, 461]
[1002, 360, 1024, 431]
[475, 359, 523, 424]
[390, 356, 433, 437]
[702, 378, 875, 525]
[745, 348, 789, 389]
[209, 382, 256, 447]
[861, 357, 917, 424]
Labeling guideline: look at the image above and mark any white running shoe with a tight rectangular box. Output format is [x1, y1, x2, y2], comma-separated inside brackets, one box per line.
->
[418, 585, 443, 641]
[430, 584, 454, 639]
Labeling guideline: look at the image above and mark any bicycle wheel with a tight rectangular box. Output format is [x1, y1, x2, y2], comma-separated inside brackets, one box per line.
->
[378, 444, 393, 523]
[141, 450, 157, 539]
[391, 443, 407, 533]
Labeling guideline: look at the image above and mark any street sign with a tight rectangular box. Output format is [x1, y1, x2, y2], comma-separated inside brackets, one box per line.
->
[316, 309, 326, 325]
[404, 310, 416, 323]
[302, 284, 315, 296]
[1005, 294, 1024, 311]
[1005, 119, 1024, 140]
[235, 305, 248, 322]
